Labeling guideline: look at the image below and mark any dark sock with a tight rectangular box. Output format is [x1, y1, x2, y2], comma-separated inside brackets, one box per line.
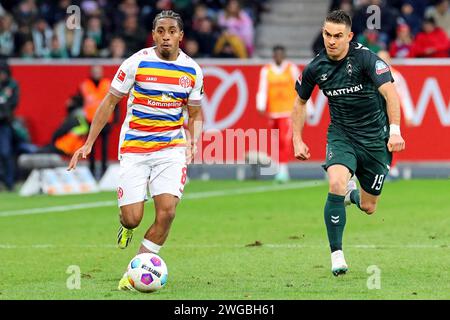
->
[324, 193, 346, 252]
[350, 189, 362, 210]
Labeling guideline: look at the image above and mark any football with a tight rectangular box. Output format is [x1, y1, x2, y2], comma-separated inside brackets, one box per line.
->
[127, 253, 168, 292]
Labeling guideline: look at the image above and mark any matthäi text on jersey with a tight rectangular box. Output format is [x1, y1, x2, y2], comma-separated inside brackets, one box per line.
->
[324, 84, 363, 97]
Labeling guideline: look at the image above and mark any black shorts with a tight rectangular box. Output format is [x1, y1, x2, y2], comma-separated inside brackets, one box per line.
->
[322, 127, 392, 196]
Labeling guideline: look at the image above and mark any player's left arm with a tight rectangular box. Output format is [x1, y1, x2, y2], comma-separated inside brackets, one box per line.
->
[186, 104, 203, 165]
[365, 51, 405, 152]
[186, 66, 204, 164]
[378, 82, 406, 152]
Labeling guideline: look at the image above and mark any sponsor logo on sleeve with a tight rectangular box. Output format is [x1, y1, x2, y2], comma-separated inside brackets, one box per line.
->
[375, 60, 389, 75]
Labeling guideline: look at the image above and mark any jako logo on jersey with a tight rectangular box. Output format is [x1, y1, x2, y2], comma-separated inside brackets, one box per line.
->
[117, 70, 126, 82]
[375, 60, 389, 75]
[324, 84, 363, 96]
[117, 187, 123, 199]
[179, 75, 192, 88]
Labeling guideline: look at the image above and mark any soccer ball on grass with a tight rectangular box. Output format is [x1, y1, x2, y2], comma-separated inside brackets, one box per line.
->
[127, 253, 168, 292]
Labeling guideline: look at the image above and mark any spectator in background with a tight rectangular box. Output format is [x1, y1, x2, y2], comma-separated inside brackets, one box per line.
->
[105, 36, 127, 59]
[426, 0, 450, 36]
[389, 23, 413, 58]
[183, 37, 201, 58]
[213, 32, 248, 58]
[113, 0, 141, 30]
[14, 22, 32, 57]
[40, 0, 71, 27]
[0, 14, 15, 58]
[79, 65, 116, 179]
[85, 16, 107, 51]
[37, 94, 89, 157]
[54, 17, 84, 58]
[218, 0, 254, 56]
[119, 15, 147, 56]
[80, 37, 99, 58]
[20, 39, 35, 59]
[256, 45, 300, 182]
[191, 3, 216, 32]
[409, 17, 450, 57]
[49, 34, 68, 58]
[193, 17, 219, 57]
[357, 29, 384, 52]
[12, 0, 39, 28]
[0, 60, 19, 191]
[399, 1, 422, 35]
[31, 17, 53, 58]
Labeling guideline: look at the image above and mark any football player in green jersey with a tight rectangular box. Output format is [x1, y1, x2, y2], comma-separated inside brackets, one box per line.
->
[292, 10, 405, 276]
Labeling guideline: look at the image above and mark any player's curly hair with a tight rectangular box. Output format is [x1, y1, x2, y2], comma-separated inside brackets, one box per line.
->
[152, 10, 184, 31]
[325, 10, 352, 29]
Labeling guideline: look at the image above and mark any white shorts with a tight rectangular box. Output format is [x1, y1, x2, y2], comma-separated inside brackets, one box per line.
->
[117, 147, 187, 207]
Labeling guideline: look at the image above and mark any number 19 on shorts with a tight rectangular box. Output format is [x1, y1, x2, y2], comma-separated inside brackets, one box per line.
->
[371, 174, 385, 191]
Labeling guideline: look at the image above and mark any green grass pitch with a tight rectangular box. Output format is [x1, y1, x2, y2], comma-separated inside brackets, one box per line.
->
[0, 179, 449, 300]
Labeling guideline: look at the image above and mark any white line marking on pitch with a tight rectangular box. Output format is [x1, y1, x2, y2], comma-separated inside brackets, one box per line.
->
[0, 181, 324, 218]
[0, 243, 447, 249]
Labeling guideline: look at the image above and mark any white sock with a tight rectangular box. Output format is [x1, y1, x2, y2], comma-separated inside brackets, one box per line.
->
[141, 239, 162, 253]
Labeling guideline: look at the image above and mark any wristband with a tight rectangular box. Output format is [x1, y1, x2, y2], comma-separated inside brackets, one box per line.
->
[389, 124, 401, 136]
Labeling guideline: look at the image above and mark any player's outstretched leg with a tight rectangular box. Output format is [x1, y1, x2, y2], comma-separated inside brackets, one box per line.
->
[325, 165, 350, 276]
[138, 193, 179, 254]
[117, 202, 144, 249]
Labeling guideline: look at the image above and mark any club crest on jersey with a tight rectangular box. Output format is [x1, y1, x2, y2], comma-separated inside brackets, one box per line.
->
[117, 70, 126, 82]
[346, 61, 353, 76]
[375, 60, 389, 75]
[179, 75, 192, 88]
[117, 187, 123, 199]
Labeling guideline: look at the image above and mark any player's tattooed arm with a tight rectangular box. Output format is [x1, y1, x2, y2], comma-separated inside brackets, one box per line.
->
[68, 92, 122, 170]
[291, 96, 311, 160]
[378, 82, 406, 153]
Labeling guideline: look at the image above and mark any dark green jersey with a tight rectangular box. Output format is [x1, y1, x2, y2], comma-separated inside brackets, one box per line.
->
[296, 42, 394, 143]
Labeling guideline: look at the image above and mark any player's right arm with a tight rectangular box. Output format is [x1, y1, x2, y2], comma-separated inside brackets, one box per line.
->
[292, 64, 315, 160]
[67, 92, 122, 170]
[68, 55, 138, 170]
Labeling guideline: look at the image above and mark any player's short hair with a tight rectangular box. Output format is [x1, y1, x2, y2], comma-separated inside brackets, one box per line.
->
[152, 10, 184, 31]
[325, 9, 352, 29]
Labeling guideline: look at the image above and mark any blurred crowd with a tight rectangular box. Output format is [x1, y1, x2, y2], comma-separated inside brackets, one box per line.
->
[314, 0, 450, 58]
[0, 0, 268, 60]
